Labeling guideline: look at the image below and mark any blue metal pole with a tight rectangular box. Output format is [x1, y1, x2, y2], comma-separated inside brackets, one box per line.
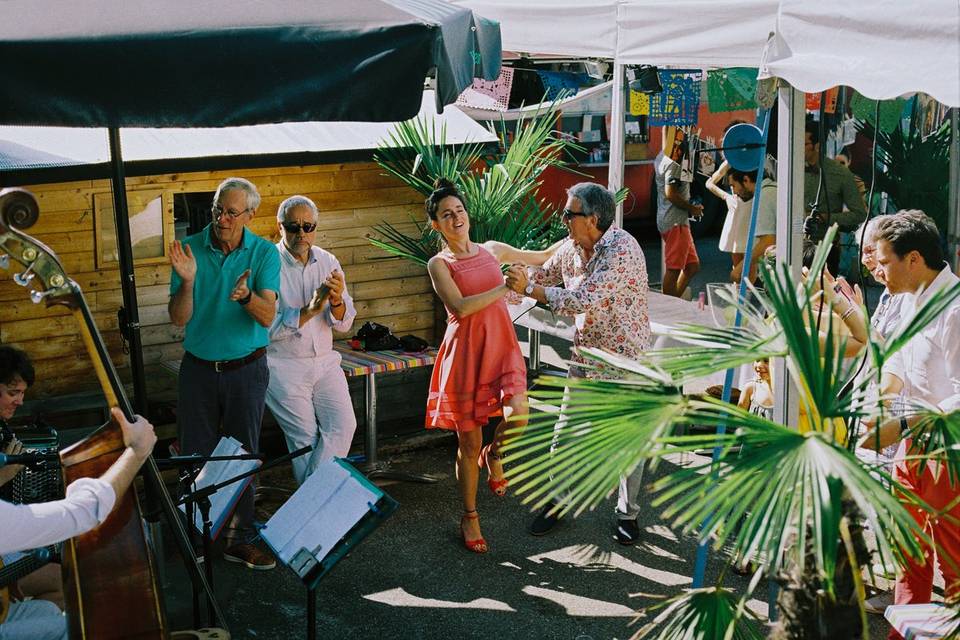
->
[691, 107, 772, 587]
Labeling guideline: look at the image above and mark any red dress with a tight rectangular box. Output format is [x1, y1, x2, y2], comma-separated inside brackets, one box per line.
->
[426, 246, 527, 432]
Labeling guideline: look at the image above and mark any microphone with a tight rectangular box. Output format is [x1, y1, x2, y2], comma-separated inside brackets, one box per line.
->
[0, 451, 60, 467]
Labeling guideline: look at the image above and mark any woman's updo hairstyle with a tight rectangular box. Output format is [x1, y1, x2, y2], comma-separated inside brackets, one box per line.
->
[425, 178, 463, 221]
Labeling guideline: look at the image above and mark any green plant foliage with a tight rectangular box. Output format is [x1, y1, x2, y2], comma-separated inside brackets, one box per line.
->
[857, 115, 951, 231]
[504, 226, 960, 638]
[633, 587, 766, 640]
[370, 102, 582, 264]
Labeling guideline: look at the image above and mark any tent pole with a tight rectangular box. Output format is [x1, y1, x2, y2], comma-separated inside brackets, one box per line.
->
[107, 127, 148, 415]
[767, 84, 806, 622]
[948, 107, 959, 273]
[608, 62, 626, 226]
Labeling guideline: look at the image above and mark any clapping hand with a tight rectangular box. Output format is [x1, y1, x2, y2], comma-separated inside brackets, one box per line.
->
[169, 241, 197, 283]
[306, 285, 330, 313]
[229, 268, 252, 302]
[324, 270, 346, 306]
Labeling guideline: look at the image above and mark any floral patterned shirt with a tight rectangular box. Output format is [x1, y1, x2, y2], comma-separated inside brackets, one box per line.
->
[530, 226, 652, 379]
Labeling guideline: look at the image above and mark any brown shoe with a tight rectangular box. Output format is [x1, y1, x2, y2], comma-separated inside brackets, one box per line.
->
[223, 543, 275, 570]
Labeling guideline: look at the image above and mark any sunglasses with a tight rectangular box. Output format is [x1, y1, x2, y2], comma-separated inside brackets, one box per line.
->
[561, 208, 591, 221]
[281, 221, 317, 233]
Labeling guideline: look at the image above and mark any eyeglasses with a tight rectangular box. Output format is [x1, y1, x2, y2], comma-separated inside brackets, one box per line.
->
[212, 204, 252, 219]
[561, 208, 590, 221]
[281, 221, 317, 234]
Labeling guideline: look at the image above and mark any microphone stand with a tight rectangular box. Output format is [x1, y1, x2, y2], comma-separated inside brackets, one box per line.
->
[162, 445, 311, 627]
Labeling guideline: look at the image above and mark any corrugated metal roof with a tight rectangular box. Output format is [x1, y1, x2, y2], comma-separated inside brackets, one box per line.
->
[0, 139, 83, 171]
[0, 91, 497, 171]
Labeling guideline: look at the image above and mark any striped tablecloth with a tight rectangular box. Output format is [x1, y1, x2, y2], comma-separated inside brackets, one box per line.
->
[333, 341, 437, 377]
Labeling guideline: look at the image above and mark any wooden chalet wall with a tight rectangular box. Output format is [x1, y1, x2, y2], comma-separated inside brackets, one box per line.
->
[1, 162, 434, 399]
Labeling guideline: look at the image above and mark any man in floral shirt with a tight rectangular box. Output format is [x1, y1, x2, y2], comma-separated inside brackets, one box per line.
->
[506, 182, 652, 545]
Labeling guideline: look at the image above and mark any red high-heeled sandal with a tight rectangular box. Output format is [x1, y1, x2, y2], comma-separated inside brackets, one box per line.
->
[460, 510, 488, 553]
[478, 444, 508, 497]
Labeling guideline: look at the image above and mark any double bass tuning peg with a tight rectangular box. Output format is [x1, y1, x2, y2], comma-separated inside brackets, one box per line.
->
[13, 266, 35, 286]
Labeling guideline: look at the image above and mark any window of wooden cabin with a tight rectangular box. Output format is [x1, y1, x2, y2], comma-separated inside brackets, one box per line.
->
[94, 190, 173, 269]
[173, 191, 216, 240]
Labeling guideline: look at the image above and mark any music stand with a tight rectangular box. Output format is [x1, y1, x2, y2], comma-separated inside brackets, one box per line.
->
[166, 442, 311, 627]
[260, 458, 398, 640]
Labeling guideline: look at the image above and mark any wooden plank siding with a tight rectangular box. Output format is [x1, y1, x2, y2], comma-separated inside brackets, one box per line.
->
[1, 162, 438, 399]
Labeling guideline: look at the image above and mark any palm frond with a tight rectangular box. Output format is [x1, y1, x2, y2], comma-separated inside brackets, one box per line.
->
[370, 101, 578, 265]
[902, 406, 960, 486]
[368, 218, 437, 266]
[633, 586, 766, 640]
[503, 376, 686, 516]
[649, 410, 929, 595]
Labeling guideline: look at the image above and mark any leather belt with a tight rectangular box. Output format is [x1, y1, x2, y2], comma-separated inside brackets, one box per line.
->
[186, 347, 266, 373]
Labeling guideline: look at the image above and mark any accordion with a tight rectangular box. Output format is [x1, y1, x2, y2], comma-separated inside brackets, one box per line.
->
[0, 421, 63, 504]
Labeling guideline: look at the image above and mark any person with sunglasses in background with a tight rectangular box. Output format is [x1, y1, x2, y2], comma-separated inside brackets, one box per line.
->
[264, 195, 357, 485]
[167, 177, 280, 570]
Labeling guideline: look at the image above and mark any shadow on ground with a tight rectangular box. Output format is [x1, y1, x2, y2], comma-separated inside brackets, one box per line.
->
[158, 438, 893, 639]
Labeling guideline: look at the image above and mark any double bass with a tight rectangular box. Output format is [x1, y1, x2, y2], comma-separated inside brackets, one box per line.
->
[0, 187, 222, 638]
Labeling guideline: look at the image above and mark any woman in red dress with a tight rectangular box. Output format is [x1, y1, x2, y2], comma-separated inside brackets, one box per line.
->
[424, 179, 557, 553]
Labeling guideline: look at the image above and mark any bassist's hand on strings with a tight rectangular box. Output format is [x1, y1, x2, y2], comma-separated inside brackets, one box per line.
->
[116, 408, 157, 463]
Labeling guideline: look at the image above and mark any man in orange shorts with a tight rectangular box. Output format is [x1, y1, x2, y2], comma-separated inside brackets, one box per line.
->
[654, 141, 702, 297]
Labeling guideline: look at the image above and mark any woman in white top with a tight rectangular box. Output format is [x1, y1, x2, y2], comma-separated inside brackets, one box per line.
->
[707, 160, 751, 274]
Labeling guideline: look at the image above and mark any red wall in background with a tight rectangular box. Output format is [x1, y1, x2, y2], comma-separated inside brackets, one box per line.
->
[535, 105, 755, 230]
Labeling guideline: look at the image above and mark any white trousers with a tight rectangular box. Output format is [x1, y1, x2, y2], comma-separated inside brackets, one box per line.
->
[552, 367, 645, 520]
[265, 353, 357, 484]
[0, 600, 67, 640]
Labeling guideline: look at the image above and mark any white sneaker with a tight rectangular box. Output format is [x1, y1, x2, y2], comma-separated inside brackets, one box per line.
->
[864, 592, 893, 615]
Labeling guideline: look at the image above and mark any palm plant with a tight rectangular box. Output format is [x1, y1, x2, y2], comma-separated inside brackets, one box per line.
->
[857, 115, 951, 232]
[504, 227, 960, 639]
[369, 103, 579, 265]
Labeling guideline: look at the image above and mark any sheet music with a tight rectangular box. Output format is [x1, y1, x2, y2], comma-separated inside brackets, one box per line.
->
[262, 459, 380, 565]
[177, 436, 261, 537]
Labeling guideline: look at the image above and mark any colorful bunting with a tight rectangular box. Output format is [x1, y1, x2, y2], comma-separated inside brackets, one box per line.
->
[706, 68, 757, 112]
[850, 92, 907, 133]
[804, 87, 840, 113]
[628, 90, 650, 116]
[535, 70, 584, 102]
[649, 71, 701, 126]
[455, 66, 514, 111]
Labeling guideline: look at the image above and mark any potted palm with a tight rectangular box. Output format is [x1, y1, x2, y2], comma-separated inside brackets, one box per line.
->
[369, 105, 577, 266]
[503, 227, 960, 639]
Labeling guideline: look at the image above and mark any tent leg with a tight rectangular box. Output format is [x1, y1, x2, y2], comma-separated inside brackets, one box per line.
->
[948, 108, 959, 273]
[107, 127, 148, 415]
[608, 62, 626, 227]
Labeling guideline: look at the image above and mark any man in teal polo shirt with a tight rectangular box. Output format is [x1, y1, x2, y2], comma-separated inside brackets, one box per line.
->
[168, 177, 280, 570]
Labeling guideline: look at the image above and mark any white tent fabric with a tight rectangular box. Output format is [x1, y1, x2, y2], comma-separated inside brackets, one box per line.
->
[452, 0, 776, 66]
[450, 0, 618, 58]
[761, 0, 960, 107]
[0, 91, 496, 166]
[616, 0, 777, 67]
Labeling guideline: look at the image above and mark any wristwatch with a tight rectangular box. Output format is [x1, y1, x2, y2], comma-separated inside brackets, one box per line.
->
[524, 282, 535, 296]
[238, 291, 252, 306]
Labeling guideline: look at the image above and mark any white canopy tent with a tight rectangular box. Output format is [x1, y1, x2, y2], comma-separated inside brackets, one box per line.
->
[450, 0, 778, 219]
[761, 0, 960, 271]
